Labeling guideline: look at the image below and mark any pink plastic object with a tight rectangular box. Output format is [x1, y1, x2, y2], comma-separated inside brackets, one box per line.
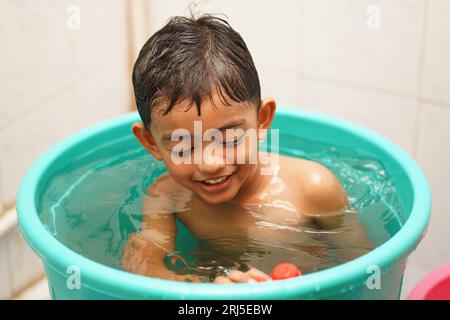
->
[408, 262, 450, 300]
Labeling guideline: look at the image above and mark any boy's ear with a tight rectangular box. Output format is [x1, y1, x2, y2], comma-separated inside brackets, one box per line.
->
[131, 122, 163, 161]
[257, 97, 276, 141]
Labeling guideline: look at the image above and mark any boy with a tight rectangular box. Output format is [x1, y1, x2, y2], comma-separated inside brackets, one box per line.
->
[122, 14, 365, 284]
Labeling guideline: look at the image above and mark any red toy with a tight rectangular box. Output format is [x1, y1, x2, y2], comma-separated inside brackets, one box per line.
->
[271, 263, 302, 280]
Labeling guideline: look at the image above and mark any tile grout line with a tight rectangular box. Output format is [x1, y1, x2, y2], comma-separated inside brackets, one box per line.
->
[0, 52, 127, 134]
[298, 71, 450, 109]
[297, 0, 306, 105]
[0, 206, 17, 238]
[125, 0, 139, 113]
[300, 73, 413, 102]
[412, 0, 430, 159]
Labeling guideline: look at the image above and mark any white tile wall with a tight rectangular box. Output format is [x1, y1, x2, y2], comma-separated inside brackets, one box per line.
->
[0, 89, 75, 207]
[0, 239, 12, 299]
[5, 226, 45, 295]
[0, 58, 131, 207]
[0, 0, 76, 130]
[206, 0, 302, 75]
[147, 0, 302, 76]
[300, 79, 417, 154]
[70, 0, 129, 79]
[421, 0, 450, 104]
[301, 0, 425, 96]
[0, 207, 44, 299]
[72, 57, 131, 124]
[414, 103, 450, 267]
[0, 161, 4, 214]
[0, 2, 131, 209]
[145, 0, 303, 112]
[259, 67, 300, 107]
[0, 0, 131, 298]
[297, 0, 449, 293]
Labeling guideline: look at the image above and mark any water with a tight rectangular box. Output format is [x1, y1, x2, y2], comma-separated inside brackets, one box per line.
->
[38, 134, 405, 282]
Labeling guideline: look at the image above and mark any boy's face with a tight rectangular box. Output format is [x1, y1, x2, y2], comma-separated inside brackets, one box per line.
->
[133, 91, 276, 204]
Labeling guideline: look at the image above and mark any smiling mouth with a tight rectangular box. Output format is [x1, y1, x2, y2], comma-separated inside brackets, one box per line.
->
[197, 173, 233, 185]
[194, 169, 238, 192]
[202, 175, 229, 185]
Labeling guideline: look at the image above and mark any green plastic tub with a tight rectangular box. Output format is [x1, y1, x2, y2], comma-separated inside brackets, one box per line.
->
[16, 106, 431, 299]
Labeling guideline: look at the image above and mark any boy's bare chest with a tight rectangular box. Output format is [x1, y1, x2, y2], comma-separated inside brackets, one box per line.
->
[176, 200, 253, 239]
[175, 195, 313, 244]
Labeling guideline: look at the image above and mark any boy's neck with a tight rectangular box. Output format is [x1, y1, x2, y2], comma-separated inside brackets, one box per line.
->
[230, 157, 274, 206]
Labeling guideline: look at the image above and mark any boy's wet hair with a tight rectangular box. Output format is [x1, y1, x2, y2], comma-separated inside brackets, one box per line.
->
[132, 12, 261, 129]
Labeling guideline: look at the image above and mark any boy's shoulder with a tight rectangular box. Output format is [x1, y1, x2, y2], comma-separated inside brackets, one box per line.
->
[143, 173, 193, 214]
[279, 155, 348, 215]
[147, 173, 185, 195]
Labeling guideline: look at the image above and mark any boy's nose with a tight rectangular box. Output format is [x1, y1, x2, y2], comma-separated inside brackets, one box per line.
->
[196, 149, 226, 174]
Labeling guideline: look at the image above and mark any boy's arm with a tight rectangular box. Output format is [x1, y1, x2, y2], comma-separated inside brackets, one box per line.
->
[122, 175, 200, 282]
[300, 163, 374, 258]
[298, 161, 348, 228]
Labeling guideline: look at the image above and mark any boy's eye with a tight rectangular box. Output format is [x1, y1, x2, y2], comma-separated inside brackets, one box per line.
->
[223, 135, 244, 148]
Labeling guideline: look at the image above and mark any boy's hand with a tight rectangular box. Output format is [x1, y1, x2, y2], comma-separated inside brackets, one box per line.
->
[213, 268, 272, 284]
[123, 233, 204, 283]
[167, 273, 204, 283]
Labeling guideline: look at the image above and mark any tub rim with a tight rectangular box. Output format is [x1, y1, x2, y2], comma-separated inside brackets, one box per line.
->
[16, 106, 432, 299]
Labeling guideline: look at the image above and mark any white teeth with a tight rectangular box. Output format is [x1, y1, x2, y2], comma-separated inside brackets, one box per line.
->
[204, 176, 227, 185]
